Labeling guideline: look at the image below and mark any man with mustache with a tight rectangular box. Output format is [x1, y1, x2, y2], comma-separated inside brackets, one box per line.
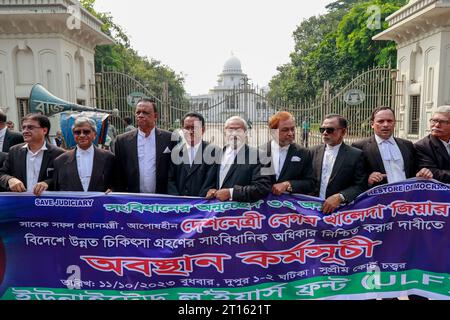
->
[311, 114, 367, 214]
[206, 116, 271, 202]
[414, 106, 450, 183]
[53, 117, 115, 192]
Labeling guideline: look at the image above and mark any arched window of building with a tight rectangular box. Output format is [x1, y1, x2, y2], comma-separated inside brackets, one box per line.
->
[15, 46, 35, 85]
[426, 67, 434, 103]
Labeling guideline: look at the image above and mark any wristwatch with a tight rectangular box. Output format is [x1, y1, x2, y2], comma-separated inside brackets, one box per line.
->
[338, 193, 346, 203]
[285, 181, 293, 193]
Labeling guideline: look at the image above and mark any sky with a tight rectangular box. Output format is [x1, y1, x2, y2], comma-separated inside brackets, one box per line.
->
[94, 0, 333, 96]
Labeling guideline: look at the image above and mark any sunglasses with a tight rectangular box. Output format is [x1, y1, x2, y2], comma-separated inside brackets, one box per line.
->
[319, 127, 343, 134]
[73, 129, 93, 136]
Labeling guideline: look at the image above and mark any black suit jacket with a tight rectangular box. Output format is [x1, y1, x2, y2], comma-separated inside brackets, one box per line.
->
[352, 135, 417, 187]
[168, 141, 218, 197]
[2, 129, 24, 152]
[54, 146, 115, 192]
[260, 141, 315, 194]
[0, 152, 7, 191]
[217, 144, 271, 203]
[0, 142, 65, 191]
[414, 135, 450, 183]
[311, 143, 367, 203]
[0, 152, 6, 168]
[114, 128, 178, 194]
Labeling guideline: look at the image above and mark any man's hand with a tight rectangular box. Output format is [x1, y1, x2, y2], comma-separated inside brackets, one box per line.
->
[272, 182, 289, 196]
[322, 194, 342, 214]
[368, 172, 387, 186]
[33, 182, 49, 197]
[215, 189, 231, 202]
[205, 189, 217, 200]
[416, 168, 433, 180]
[8, 178, 26, 193]
[105, 189, 113, 194]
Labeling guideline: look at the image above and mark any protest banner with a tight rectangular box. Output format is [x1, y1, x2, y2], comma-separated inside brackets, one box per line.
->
[0, 179, 449, 300]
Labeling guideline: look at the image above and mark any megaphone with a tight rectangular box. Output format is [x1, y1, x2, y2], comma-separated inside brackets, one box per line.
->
[29, 83, 119, 117]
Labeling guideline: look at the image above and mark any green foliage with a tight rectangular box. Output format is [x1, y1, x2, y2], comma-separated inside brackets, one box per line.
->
[80, 0, 186, 101]
[269, 0, 408, 101]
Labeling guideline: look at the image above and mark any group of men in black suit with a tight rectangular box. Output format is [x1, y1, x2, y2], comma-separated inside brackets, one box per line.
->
[0, 102, 448, 215]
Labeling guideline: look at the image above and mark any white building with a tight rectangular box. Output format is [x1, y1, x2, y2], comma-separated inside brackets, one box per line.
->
[189, 55, 274, 123]
[373, 0, 450, 140]
[0, 0, 113, 133]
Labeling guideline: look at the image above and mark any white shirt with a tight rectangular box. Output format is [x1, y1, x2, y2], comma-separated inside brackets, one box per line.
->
[219, 145, 245, 199]
[440, 138, 450, 156]
[76, 145, 95, 192]
[23, 142, 48, 192]
[319, 143, 342, 199]
[0, 127, 7, 151]
[138, 129, 156, 193]
[220, 146, 237, 188]
[271, 140, 290, 180]
[186, 142, 202, 166]
[375, 135, 406, 183]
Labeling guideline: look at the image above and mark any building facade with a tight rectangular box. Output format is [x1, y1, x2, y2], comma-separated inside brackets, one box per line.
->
[0, 0, 113, 133]
[374, 0, 450, 141]
[188, 55, 274, 123]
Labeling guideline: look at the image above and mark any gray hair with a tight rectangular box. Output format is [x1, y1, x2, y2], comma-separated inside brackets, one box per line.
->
[435, 105, 450, 116]
[72, 117, 97, 133]
[224, 116, 248, 131]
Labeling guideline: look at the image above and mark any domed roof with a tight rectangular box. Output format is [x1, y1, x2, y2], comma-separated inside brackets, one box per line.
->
[223, 55, 242, 74]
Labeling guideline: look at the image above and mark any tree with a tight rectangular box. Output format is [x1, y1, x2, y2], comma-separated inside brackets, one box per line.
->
[80, 0, 186, 101]
[268, 0, 407, 102]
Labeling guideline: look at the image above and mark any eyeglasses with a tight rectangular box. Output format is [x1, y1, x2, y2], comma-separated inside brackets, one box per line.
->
[73, 129, 93, 136]
[319, 127, 343, 134]
[22, 125, 43, 131]
[430, 119, 449, 126]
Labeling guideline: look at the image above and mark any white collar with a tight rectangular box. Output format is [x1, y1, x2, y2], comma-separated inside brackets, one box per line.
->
[0, 127, 7, 136]
[186, 141, 202, 151]
[439, 138, 450, 147]
[325, 143, 342, 151]
[138, 128, 155, 139]
[271, 140, 290, 152]
[22, 141, 48, 155]
[375, 134, 396, 145]
[77, 145, 95, 155]
[225, 144, 245, 155]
